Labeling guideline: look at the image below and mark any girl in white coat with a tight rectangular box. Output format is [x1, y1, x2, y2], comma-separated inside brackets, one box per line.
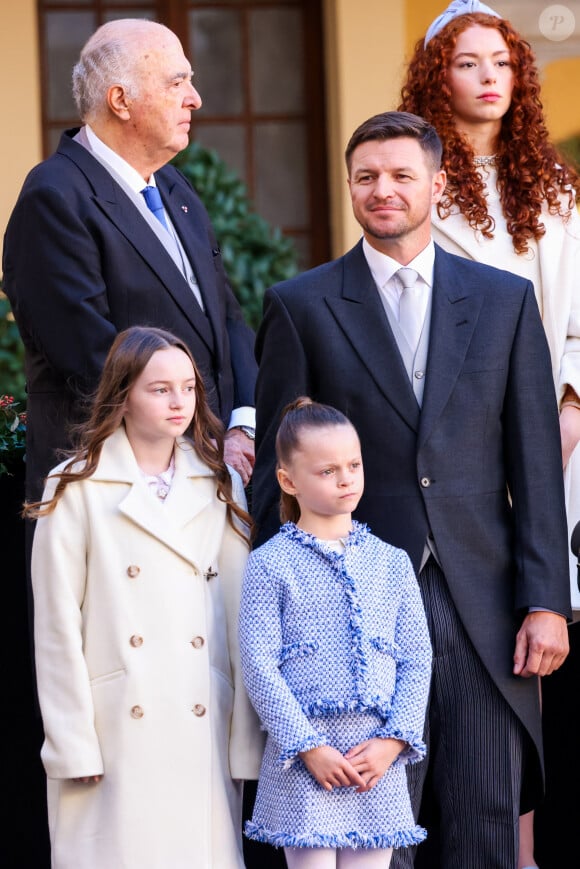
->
[26, 325, 263, 869]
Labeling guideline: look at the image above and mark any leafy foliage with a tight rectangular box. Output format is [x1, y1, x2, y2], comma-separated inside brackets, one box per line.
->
[0, 394, 26, 477]
[172, 141, 299, 329]
[0, 293, 26, 406]
[558, 134, 580, 174]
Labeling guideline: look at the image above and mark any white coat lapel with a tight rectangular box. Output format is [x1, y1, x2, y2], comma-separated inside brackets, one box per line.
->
[93, 429, 215, 567]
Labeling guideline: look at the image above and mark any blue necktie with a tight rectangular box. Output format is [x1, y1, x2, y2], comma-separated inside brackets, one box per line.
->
[141, 185, 168, 230]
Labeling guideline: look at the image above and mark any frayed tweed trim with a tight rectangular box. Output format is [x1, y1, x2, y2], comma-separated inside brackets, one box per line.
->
[279, 640, 319, 664]
[369, 726, 427, 764]
[370, 636, 401, 660]
[244, 822, 428, 849]
[280, 520, 369, 549]
[278, 735, 329, 768]
[304, 697, 391, 718]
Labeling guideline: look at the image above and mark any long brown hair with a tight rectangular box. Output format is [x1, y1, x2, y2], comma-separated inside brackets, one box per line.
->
[24, 326, 252, 542]
[275, 396, 356, 524]
[399, 12, 580, 254]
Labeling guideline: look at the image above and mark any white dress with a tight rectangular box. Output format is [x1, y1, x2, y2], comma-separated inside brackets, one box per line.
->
[432, 167, 580, 610]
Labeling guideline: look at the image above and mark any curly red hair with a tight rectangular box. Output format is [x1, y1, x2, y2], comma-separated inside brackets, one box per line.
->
[399, 12, 580, 254]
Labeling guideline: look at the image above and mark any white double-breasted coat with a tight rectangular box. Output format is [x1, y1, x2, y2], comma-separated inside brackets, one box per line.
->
[32, 427, 264, 868]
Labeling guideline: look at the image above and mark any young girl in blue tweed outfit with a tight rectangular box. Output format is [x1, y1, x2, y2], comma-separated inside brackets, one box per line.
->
[239, 397, 432, 868]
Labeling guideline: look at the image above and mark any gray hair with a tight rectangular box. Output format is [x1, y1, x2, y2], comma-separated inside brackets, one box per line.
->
[72, 19, 165, 121]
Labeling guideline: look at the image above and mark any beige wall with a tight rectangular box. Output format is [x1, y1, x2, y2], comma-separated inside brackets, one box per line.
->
[323, 0, 407, 255]
[543, 57, 580, 141]
[0, 0, 41, 266]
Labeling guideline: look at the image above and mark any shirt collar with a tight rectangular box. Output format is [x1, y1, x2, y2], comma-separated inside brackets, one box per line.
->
[84, 124, 158, 195]
[362, 237, 435, 289]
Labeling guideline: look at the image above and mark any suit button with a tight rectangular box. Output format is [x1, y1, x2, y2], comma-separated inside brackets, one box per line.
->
[130, 634, 144, 648]
[420, 477, 431, 488]
[127, 565, 140, 578]
[193, 704, 206, 717]
[130, 705, 144, 719]
[191, 636, 205, 649]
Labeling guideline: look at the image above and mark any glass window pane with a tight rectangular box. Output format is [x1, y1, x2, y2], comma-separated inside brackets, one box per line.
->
[250, 8, 303, 114]
[44, 0, 155, 4]
[189, 10, 243, 116]
[195, 124, 247, 183]
[48, 128, 63, 156]
[46, 12, 96, 121]
[290, 234, 310, 271]
[104, 9, 155, 21]
[253, 122, 307, 228]
[188, 0, 281, 5]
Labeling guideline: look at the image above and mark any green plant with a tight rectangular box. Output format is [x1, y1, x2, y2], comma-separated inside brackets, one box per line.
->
[0, 291, 26, 406]
[0, 394, 26, 477]
[172, 142, 299, 329]
[558, 134, 580, 174]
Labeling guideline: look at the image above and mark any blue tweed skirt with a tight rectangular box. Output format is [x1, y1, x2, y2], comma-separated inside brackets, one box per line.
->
[245, 710, 427, 850]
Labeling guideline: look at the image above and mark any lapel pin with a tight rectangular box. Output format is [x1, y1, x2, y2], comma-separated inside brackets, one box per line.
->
[181, 205, 188, 213]
[204, 566, 218, 581]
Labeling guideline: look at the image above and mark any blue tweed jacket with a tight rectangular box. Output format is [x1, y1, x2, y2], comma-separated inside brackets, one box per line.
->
[239, 522, 432, 766]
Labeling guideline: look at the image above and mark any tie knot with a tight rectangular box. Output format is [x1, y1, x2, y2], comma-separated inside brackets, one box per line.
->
[142, 185, 164, 211]
[141, 185, 168, 230]
[397, 267, 418, 290]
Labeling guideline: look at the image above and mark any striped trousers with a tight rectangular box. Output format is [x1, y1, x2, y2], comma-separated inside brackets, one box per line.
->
[391, 558, 525, 869]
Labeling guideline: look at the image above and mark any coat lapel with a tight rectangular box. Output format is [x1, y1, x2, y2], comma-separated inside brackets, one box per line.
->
[91, 429, 216, 568]
[325, 242, 421, 431]
[59, 131, 215, 351]
[418, 247, 483, 448]
[157, 170, 222, 351]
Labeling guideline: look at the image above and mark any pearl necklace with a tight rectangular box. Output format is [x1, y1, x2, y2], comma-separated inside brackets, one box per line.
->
[473, 154, 497, 167]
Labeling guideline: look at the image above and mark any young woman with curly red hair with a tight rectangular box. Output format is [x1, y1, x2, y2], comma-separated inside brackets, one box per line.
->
[399, 3, 580, 869]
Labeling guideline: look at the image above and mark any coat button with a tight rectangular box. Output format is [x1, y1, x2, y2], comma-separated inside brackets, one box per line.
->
[193, 704, 206, 717]
[130, 705, 144, 719]
[191, 636, 205, 649]
[127, 565, 140, 578]
[130, 635, 144, 647]
[420, 477, 431, 488]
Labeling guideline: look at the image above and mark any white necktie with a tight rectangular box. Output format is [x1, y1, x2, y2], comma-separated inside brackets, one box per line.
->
[397, 267, 423, 352]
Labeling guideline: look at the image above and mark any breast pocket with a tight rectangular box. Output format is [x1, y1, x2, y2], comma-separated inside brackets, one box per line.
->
[369, 637, 399, 695]
[279, 640, 321, 698]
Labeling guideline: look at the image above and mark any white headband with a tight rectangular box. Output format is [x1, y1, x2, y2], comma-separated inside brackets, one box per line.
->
[424, 0, 501, 46]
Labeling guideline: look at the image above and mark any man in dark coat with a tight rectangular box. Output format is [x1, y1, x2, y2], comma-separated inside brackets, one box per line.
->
[250, 111, 571, 868]
[3, 18, 257, 502]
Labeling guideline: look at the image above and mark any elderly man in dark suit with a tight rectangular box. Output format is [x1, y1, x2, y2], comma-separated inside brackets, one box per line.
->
[2, 18, 257, 503]
[3, 24, 258, 867]
[250, 111, 571, 868]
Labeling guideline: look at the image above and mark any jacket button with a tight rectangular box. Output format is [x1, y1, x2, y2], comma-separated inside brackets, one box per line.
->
[130, 705, 144, 719]
[127, 565, 140, 578]
[420, 477, 431, 488]
[130, 635, 144, 648]
[193, 704, 206, 717]
[191, 636, 205, 649]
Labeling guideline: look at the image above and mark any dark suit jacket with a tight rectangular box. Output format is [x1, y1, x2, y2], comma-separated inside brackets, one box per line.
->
[252, 239, 571, 803]
[2, 129, 256, 501]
